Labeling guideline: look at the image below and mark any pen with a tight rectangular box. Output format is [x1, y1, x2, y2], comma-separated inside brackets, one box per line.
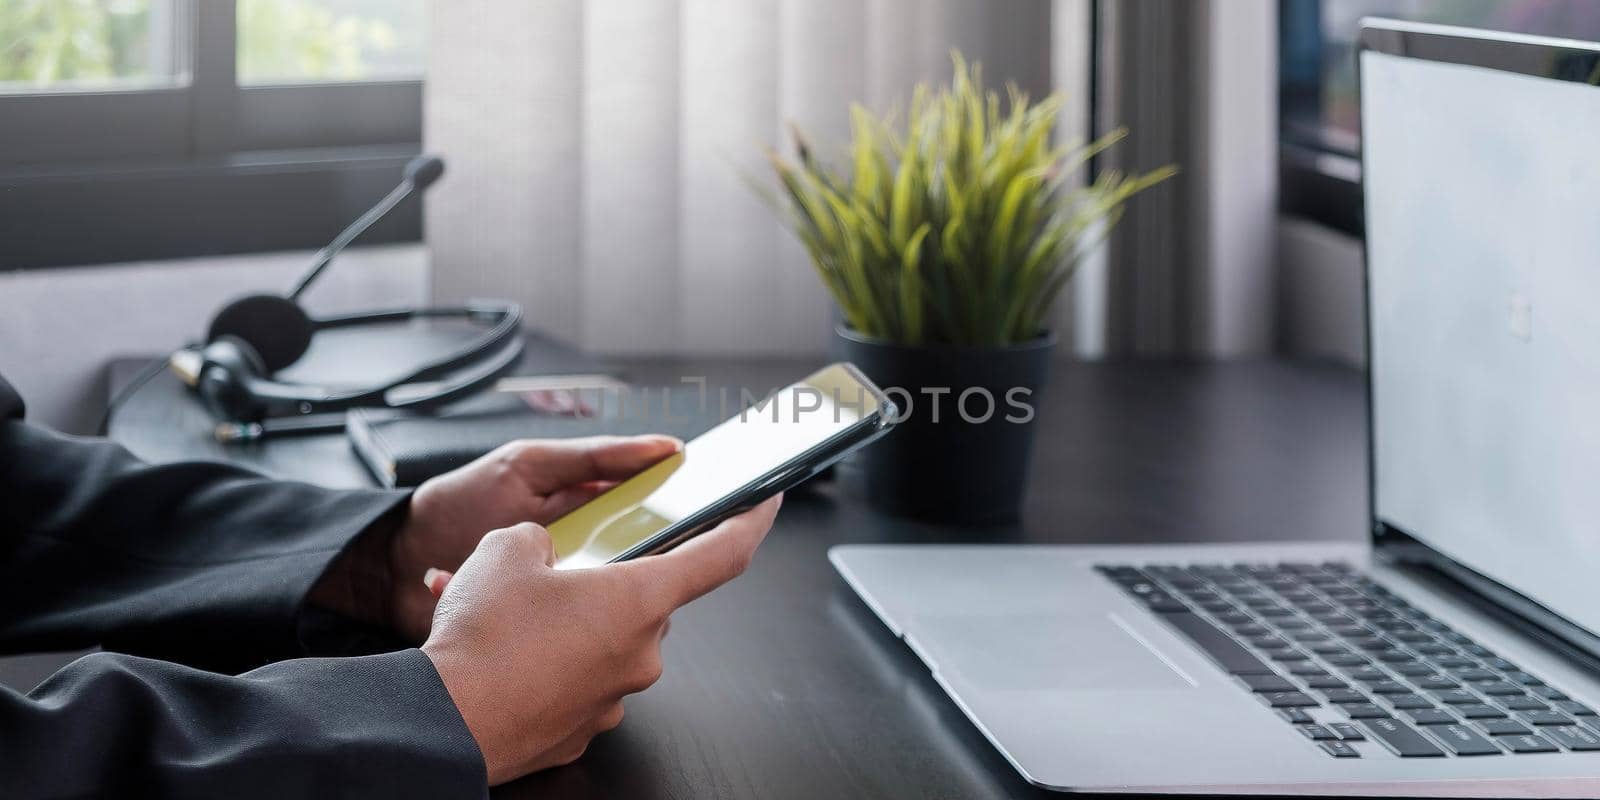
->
[213, 414, 352, 444]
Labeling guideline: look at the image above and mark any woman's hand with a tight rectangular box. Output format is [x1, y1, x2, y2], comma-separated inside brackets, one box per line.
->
[310, 436, 681, 642]
[422, 496, 781, 784]
[388, 435, 682, 642]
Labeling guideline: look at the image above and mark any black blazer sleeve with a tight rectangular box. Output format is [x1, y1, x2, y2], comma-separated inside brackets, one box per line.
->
[0, 374, 487, 798]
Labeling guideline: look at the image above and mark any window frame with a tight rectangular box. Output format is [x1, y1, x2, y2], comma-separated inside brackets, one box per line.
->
[1278, 0, 1364, 237]
[0, 0, 423, 270]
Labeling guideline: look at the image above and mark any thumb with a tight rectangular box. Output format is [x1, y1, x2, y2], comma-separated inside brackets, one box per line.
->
[637, 494, 783, 610]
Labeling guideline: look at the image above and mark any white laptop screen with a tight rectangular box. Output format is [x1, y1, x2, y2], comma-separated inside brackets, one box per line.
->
[1364, 43, 1600, 636]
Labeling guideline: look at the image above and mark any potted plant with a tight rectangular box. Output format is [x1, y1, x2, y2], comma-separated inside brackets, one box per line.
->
[764, 55, 1175, 524]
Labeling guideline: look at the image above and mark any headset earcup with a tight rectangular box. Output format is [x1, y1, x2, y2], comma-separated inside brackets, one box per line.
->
[196, 336, 271, 422]
[207, 294, 314, 373]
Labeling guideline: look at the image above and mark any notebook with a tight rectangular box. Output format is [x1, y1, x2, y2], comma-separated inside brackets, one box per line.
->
[346, 385, 724, 488]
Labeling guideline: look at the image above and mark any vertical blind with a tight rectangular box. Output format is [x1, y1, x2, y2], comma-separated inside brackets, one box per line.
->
[426, 0, 1089, 355]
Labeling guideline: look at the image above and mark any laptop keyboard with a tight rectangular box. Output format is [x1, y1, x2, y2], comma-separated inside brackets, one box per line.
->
[1097, 561, 1600, 759]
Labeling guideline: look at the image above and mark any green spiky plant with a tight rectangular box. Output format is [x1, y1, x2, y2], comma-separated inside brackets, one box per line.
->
[765, 54, 1176, 346]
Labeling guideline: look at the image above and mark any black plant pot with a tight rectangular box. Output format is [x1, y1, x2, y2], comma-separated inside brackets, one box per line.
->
[835, 326, 1054, 525]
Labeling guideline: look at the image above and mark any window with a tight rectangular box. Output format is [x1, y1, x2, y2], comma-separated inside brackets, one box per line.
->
[0, 1, 426, 269]
[1278, 0, 1600, 235]
[0, 0, 186, 92]
[238, 0, 425, 85]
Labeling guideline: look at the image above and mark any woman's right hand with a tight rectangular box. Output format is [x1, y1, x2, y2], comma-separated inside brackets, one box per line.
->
[420, 496, 781, 785]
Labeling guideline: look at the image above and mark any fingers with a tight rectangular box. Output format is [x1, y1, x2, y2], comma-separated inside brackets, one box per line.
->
[423, 567, 454, 598]
[537, 479, 619, 523]
[504, 436, 681, 492]
[477, 521, 556, 568]
[638, 494, 783, 609]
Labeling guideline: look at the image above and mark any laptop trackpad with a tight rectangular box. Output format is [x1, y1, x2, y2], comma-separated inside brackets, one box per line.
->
[909, 613, 1194, 691]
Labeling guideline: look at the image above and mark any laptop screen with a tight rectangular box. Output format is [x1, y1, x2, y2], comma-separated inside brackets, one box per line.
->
[1363, 32, 1600, 637]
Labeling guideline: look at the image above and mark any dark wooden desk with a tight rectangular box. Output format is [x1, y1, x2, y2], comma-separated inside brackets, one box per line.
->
[109, 343, 1367, 799]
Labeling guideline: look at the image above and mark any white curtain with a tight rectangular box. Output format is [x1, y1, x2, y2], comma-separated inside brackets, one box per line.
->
[425, 0, 1091, 356]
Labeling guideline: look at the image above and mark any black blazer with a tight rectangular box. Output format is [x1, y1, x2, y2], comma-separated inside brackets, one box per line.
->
[0, 373, 486, 798]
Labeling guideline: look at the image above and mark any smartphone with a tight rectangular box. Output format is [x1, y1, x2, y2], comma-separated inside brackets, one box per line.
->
[548, 363, 897, 569]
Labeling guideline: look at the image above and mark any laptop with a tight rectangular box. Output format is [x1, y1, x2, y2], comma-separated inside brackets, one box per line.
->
[831, 20, 1600, 797]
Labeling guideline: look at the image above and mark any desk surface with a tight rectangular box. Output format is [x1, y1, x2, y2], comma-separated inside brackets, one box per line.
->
[110, 343, 1366, 799]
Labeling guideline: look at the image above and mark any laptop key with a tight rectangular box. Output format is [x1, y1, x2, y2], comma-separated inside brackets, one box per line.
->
[1279, 708, 1314, 724]
[1366, 680, 1410, 695]
[1456, 704, 1508, 719]
[1323, 689, 1370, 704]
[1425, 723, 1502, 756]
[1330, 722, 1366, 741]
[1318, 740, 1361, 758]
[1392, 663, 1435, 677]
[1545, 726, 1600, 751]
[1554, 700, 1597, 717]
[1261, 691, 1320, 708]
[1477, 681, 1525, 696]
[1432, 689, 1481, 705]
[1413, 674, 1459, 690]
[1448, 667, 1499, 682]
[1238, 674, 1298, 693]
[1504, 671, 1544, 686]
[1160, 612, 1274, 675]
[1303, 675, 1348, 690]
[1405, 708, 1458, 725]
[1144, 595, 1190, 613]
[1477, 718, 1531, 736]
[1339, 703, 1392, 719]
[1387, 694, 1435, 710]
[1297, 724, 1337, 741]
[1530, 685, 1568, 700]
[1498, 733, 1559, 754]
[1518, 710, 1575, 726]
[1323, 653, 1369, 668]
[1345, 666, 1386, 681]
[1362, 717, 1446, 757]
[1502, 697, 1549, 712]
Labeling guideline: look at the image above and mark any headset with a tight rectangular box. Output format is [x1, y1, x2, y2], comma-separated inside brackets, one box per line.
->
[175, 155, 526, 428]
